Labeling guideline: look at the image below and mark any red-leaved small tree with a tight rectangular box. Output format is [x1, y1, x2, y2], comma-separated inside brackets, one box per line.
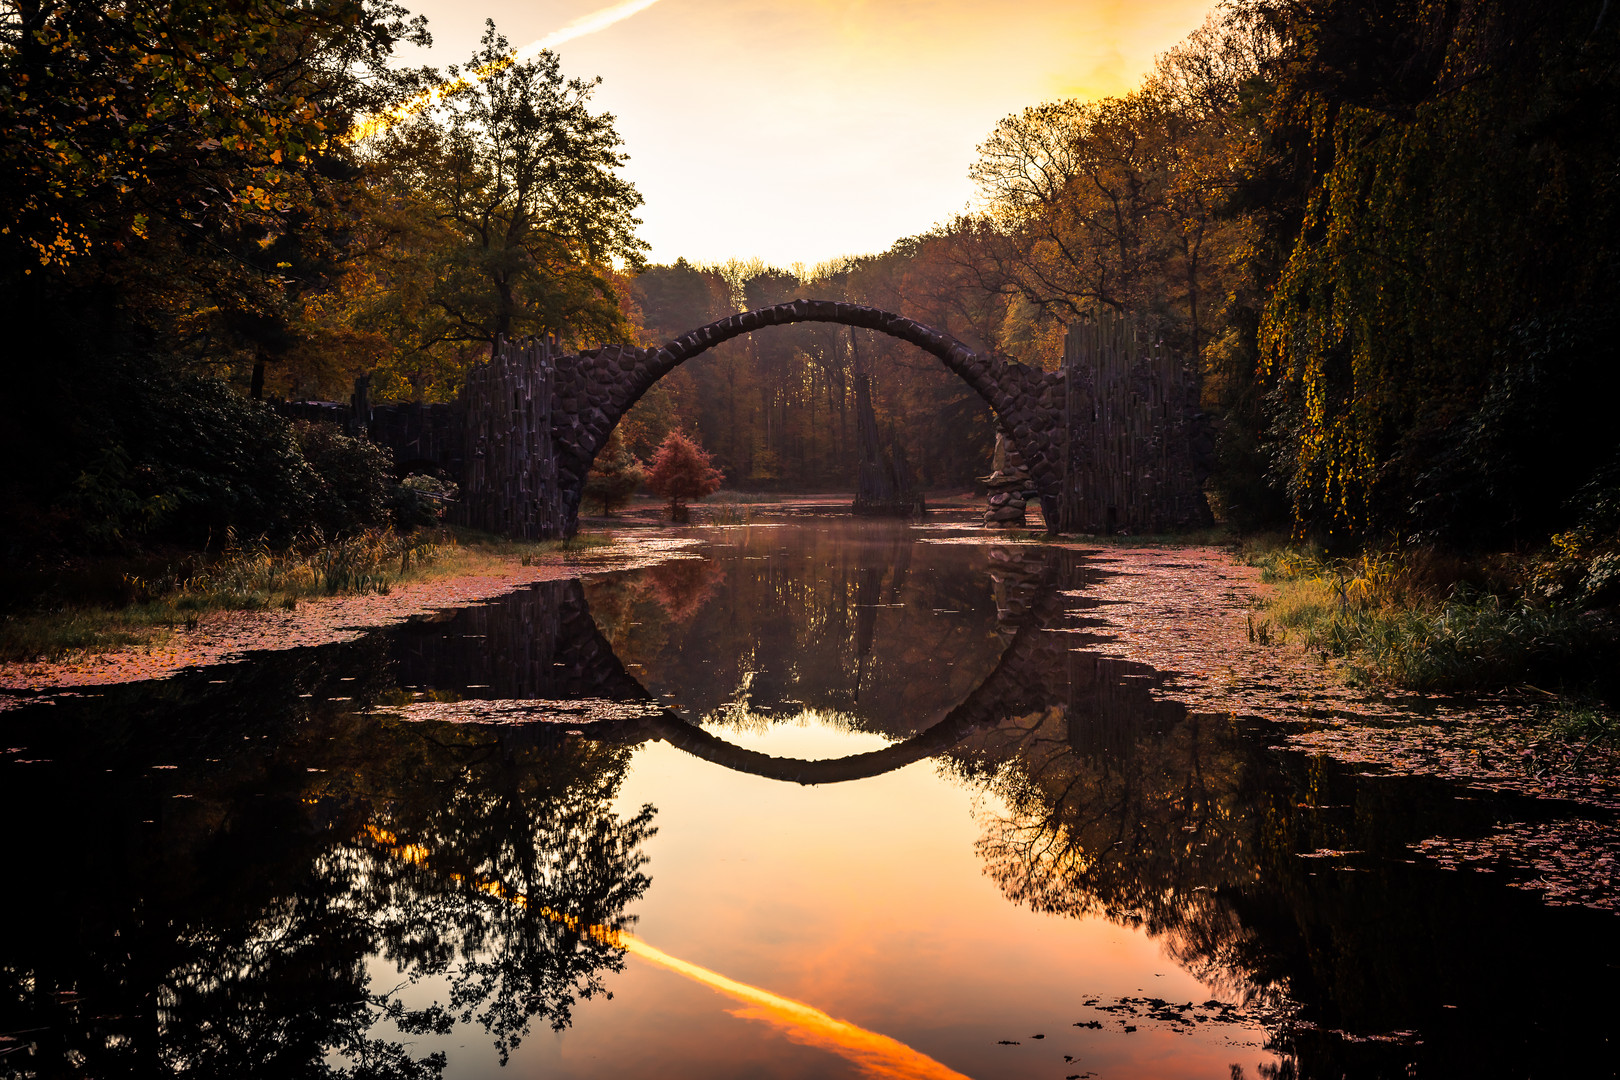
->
[645, 431, 723, 522]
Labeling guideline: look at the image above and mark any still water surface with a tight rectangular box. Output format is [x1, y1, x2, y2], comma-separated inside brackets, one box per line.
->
[2, 519, 1615, 1078]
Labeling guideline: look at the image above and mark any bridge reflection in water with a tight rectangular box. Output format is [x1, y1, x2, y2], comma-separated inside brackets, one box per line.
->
[1, 521, 1616, 1079]
[379, 523, 1081, 784]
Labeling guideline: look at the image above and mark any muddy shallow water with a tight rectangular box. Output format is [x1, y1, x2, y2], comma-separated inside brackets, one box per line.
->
[1, 518, 1615, 1079]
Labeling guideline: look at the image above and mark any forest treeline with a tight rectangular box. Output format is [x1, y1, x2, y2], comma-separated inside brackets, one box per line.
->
[3, 0, 1617, 589]
[606, 0, 1620, 570]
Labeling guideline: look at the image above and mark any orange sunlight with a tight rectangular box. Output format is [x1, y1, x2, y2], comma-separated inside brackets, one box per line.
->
[364, 823, 972, 1080]
[617, 933, 973, 1080]
[348, 0, 668, 142]
[384, 0, 1218, 265]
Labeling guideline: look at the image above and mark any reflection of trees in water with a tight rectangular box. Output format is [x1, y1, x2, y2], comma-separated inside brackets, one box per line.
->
[951, 647, 1284, 1008]
[316, 730, 655, 1064]
[950, 549, 1620, 1079]
[915, 543, 1299, 1015]
[0, 657, 655, 1077]
[644, 558, 726, 623]
[583, 522, 1004, 738]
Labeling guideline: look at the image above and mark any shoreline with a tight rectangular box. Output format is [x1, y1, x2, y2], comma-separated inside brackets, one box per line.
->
[4, 532, 1614, 907]
[1057, 546, 1620, 807]
[7, 532, 1614, 807]
[1057, 545, 1619, 908]
[0, 535, 701, 697]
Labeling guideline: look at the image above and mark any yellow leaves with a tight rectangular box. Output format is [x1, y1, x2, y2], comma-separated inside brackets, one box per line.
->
[27, 220, 93, 270]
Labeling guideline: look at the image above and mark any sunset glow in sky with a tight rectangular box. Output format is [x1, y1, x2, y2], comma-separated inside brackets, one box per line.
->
[399, 0, 1217, 267]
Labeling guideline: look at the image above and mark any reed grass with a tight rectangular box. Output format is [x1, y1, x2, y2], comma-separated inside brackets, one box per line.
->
[699, 504, 755, 525]
[0, 527, 609, 662]
[1544, 701, 1618, 745]
[702, 491, 787, 504]
[1247, 545, 1611, 696]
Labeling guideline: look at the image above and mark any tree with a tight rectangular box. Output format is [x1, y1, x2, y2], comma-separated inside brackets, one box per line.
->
[1248, 0, 1620, 541]
[371, 22, 647, 349]
[583, 429, 644, 516]
[0, 0, 432, 374]
[0, 0, 432, 552]
[645, 431, 722, 522]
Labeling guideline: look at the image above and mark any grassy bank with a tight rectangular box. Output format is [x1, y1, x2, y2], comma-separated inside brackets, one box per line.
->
[1246, 544, 1615, 704]
[0, 527, 609, 662]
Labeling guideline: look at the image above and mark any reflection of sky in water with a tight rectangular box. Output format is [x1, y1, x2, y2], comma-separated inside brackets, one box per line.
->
[376, 697, 1279, 1079]
[12, 521, 1613, 1078]
[598, 722, 1281, 1080]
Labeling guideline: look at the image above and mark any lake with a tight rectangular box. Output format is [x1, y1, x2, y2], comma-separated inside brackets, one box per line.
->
[2, 518, 1614, 1079]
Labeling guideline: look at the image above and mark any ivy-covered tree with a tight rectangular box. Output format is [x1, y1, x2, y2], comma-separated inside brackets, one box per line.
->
[1248, 0, 1620, 543]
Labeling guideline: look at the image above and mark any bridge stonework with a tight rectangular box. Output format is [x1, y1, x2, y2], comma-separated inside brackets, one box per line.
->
[353, 300, 1187, 538]
[544, 300, 1068, 535]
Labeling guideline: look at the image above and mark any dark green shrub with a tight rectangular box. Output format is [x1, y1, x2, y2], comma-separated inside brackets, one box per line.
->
[291, 421, 397, 537]
[391, 474, 457, 530]
[1535, 458, 1620, 610]
[584, 430, 644, 516]
[46, 372, 409, 550]
[77, 371, 320, 546]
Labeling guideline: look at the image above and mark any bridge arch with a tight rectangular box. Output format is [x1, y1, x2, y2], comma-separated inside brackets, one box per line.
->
[511, 546, 1073, 784]
[619, 548, 1073, 782]
[550, 300, 1067, 533]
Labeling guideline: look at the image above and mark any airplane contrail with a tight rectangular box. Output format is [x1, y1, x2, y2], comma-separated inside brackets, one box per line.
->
[619, 933, 975, 1080]
[514, 0, 667, 60]
[348, 0, 668, 142]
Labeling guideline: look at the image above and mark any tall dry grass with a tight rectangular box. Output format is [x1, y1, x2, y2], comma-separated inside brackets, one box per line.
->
[1248, 546, 1612, 695]
[0, 528, 607, 661]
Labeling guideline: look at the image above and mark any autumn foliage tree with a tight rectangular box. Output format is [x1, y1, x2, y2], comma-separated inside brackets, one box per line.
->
[645, 431, 722, 522]
[0, 0, 433, 552]
[583, 429, 645, 516]
[364, 22, 646, 351]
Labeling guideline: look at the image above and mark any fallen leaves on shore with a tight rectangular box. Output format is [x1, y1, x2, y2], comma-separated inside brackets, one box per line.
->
[0, 537, 699, 693]
[1063, 546, 1620, 811]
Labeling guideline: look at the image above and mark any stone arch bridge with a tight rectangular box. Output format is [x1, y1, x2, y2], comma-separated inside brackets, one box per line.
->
[293, 298, 1210, 537]
[318, 301, 1073, 535]
[545, 301, 1070, 532]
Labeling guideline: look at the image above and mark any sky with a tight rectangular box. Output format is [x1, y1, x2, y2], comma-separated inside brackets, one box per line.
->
[395, 0, 1218, 269]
